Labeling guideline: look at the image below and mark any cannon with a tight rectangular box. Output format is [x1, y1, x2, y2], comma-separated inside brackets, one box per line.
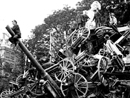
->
[54, 24, 130, 97]
[2, 22, 130, 98]
[5, 25, 64, 98]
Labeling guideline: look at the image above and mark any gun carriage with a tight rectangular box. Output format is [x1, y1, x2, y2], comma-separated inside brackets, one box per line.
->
[1, 22, 130, 98]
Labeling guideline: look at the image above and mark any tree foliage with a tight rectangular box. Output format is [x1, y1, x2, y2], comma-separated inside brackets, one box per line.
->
[24, 24, 50, 62]
[44, 6, 77, 33]
[25, 0, 130, 62]
[25, 6, 77, 62]
[76, 0, 130, 25]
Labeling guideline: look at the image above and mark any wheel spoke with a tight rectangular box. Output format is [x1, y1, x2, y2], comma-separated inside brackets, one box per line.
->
[35, 71, 39, 78]
[27, 82, 35, 87]
[68, 67, 74, 71]
[78, 86, 88, 89]
[59, 63, 63, 68]
[75, 89, 80, 98]
[30, 83, 37, 91]
[63, 87, 69, 92]
[63, 72, 67, 80]
[29, 79, 35, 83]
[75, 76, 82, 84]
[64, 71, 69, 78]
[56, 71, 62, 77]
[64, 61, 68, 67]
[55, 59, 75, 82]
[63, 60, 65, 67]
[65, 71, 73, 80]
[77, 81, 88, 87]
[66, 61, 69, 67]
[76, 87, 85, 95]
[66, 63, 71, 68]
[60, 73, 64, 81]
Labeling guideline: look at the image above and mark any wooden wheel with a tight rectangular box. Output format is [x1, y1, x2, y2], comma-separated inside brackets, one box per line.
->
[15, 69, 44, 97]
[24, 70, 44, 97]
[55, 58, 75, 83]
[16, 74, 23, 85]
[27, 79, 45, 96]
[1, 90, 13, 98]
[68, 27, 90, 46]
[60, 73, 88, 98]
[97, 56, 108, 83]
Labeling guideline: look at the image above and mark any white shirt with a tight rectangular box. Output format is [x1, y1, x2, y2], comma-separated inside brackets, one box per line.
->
[83, 9, 96, 29]
[109, 14, 117, 25]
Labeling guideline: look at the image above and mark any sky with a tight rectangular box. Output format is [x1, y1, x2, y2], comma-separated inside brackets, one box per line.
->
[0, 0, 82, 40]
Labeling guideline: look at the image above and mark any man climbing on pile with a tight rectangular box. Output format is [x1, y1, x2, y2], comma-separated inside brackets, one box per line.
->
[9, 20, 21, 49]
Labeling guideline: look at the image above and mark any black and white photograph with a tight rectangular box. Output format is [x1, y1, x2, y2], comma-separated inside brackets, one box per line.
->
[0, 0, 130, 98]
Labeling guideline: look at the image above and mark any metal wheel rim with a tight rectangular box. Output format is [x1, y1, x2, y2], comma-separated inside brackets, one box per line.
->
[97, 56, 108, 83]
[16, 74, 23, 85]
[73, 28, 90, 43]
[1, 90, 13, 98]
[55, 58, 75, 82]
[60, 73, 88, 97]
[28, 79, 44, 96]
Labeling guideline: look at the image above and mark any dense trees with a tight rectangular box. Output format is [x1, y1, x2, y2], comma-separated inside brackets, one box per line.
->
[25, 0, 130, 63]
[25, 6, 77, 62]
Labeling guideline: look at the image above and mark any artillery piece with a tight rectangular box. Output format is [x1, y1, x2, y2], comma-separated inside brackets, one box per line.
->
[53, 24, 130, 97]
[1, 22, 130, 98]
[2, 25, 64, 98]
[3, 26, 89, 98]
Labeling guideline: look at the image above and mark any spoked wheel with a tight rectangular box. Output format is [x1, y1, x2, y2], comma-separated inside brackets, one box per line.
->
[27, 79, 45, 97]
[16, 74, 23, 85]
[55, 58, 75, 83]
[21, 70, 45, 97]
[60, 73, 88, 98]
[97, 56, 108, 84]
[1, 90, 13, 98]
[71, 30, 79, 44]
[69, 27, 90, 46]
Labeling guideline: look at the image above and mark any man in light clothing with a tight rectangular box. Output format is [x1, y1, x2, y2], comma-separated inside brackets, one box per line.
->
[83, 1, 101, 30]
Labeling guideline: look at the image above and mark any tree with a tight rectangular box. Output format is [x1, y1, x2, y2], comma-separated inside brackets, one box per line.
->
[24, 24, 50, 62]
[76, 0, 130, 25]
[26, 0, 130, 63]
[25, 6, 77, 62]
[44, 6, 77, 34]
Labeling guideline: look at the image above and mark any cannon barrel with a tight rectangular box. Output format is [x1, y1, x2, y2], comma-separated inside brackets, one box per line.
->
[5, 25, 63, 98]
[114, 29, 130, 45]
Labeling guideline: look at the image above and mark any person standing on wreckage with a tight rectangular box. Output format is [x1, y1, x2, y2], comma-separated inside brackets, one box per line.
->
[60, 1, 102, 57]
[75, 1, 102, 54]
[83, 1, 101, 30]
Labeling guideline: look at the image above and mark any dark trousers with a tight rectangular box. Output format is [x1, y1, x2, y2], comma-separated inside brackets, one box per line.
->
[9, 34, 21, 45]
[9, 37, 18, 45]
